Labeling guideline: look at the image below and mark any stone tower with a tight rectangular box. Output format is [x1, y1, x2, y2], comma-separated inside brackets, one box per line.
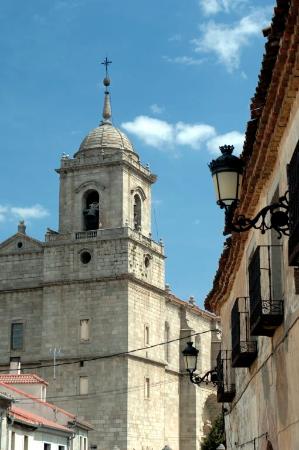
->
[0, 65, 220, 450]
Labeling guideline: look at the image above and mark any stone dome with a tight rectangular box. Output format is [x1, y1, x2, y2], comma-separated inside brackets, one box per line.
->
[75, 122, 135, 156]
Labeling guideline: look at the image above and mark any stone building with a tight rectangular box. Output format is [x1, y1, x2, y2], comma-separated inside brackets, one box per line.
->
[0, 69, 220, 449]
[205, 1, 299, 449]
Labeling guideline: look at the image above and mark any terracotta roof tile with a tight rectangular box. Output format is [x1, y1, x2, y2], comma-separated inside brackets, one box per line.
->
[10, 405, 72, 432]
[0, 374, 48, 386]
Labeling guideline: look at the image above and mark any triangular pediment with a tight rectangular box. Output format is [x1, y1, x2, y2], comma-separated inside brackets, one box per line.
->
[0, 233, 44, 255]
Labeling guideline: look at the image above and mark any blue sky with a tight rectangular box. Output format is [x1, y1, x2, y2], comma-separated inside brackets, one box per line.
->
[0, 0, 273, 307]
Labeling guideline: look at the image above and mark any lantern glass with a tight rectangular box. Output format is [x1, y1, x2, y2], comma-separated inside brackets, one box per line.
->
[212, 170, 242, 207]
[182, 342, 199, 373]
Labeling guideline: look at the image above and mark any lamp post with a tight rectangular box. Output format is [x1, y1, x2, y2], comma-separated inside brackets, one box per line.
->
[182, 341, 218, 386]
[209, 145, 289, 238]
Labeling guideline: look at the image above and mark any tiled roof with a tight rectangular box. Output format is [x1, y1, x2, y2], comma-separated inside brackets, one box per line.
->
[10, 405, 72, 433]
[0, 382, 93, 430]
[75, 122, 135, 155]
[0, 374, 48, 386]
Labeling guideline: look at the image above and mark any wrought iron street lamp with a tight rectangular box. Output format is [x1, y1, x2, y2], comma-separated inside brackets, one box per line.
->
[209, 145, 289, 238]
[182, 341, 218, 386]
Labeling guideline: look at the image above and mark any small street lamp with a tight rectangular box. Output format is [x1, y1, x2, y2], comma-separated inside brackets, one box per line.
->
[209, 145, 289, 237]
[182, 341, 218, 386]
[216, 444, 226, 450]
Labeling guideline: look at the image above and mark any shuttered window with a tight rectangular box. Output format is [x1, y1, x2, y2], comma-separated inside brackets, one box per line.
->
[288, 144, 299, 265]
[248, 247, 261, 312]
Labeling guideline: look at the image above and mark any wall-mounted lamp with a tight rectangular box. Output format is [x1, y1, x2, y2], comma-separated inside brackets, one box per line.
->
[209, 145, 289, 238]
[182, 341, 218, 386]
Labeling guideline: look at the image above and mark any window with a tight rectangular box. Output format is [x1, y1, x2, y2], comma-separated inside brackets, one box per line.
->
[11, 323, 23, 350]
[231, 297, 257, 368]
[288, 143, 299, 265]
[164, 322, 170, 362]
[144, 325, 149, 346]
[79, 376, 89, 395]
[80, 437, 83, 450]
[145, 378, 150, 398]
[24, 436, 29, 450]
[83, 190, 100, 231]
[11, 432, 15, 450]
[80, 319, 90, 341]
[58, 446, 65, 450]
[216, 350, 235, 403]
[133, 194, 142, 230]
[249, 246, 283, 337]
[44, 444, 51, 450]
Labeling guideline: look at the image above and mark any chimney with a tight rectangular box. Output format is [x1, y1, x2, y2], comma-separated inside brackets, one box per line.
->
[9, 357, 21, 374]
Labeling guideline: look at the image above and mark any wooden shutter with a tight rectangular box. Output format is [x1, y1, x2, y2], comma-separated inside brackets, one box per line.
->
[249, 247, 261, 313]
[288, 144, 299, 265]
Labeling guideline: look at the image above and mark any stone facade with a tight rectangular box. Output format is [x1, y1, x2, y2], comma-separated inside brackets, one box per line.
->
[0, 84, 220, 449]
[205, 2, 299, 449]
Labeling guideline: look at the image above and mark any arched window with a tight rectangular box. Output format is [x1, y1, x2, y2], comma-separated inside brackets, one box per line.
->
[133, 194, 142, 231]
[83, 190, 99, 231]
[164, 322, 170, 362]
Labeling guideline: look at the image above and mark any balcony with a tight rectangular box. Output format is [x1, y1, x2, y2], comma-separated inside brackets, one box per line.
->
[217, 383, 236, 403]
[216, 350, 235, 403]
[232, 340, 257, 368]
[231, 297, 257, 368]
[250, 300, 284, 337]
[249, 246, 284, 337]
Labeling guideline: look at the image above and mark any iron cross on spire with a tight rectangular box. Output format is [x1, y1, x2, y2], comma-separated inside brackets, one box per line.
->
[101, 57, 112, 77]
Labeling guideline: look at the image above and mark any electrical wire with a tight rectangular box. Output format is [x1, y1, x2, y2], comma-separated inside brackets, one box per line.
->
[0, 328, 217, 374]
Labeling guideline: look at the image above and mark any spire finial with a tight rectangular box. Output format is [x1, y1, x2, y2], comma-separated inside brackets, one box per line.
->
[100, 57, 112, 123]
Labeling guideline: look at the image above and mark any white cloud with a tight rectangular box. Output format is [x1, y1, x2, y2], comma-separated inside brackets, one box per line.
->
[150, 104, 164, 115]
[0, 204, 49, 224]
[0, 206, 8, 222]
[206, 131, 244, 155]
[10, 204, 49, 220]
[193, 10, 270, 71]
[122, 115, 242, 154]
[176, 122, 215, 149]
[164, 55, 203, 66]
[199, 0, 247, 16]
[122, 116, 173, 148]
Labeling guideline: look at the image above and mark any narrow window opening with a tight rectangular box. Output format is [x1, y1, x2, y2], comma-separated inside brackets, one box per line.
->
[11, 323, 23, 351]
[145, 378, 150, 398]
[24, 436, 29, 450]
[44, 444, 51, 450]
[164, 322, 170, 362]
[11, 432, 15, 450]
[83, 190, 99, 231]
[133, 194, 142, 231]
[145, 325, 150, 346]
[80, 319, 90, 341]
[79, 376, 89, 395]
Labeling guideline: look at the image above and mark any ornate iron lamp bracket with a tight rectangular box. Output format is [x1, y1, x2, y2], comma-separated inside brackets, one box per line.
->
[188, 369, 218, 386]
[221, 191, 289, 238]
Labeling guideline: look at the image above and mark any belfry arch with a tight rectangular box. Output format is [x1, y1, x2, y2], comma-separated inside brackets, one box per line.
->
[83, 189, 100, 231]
